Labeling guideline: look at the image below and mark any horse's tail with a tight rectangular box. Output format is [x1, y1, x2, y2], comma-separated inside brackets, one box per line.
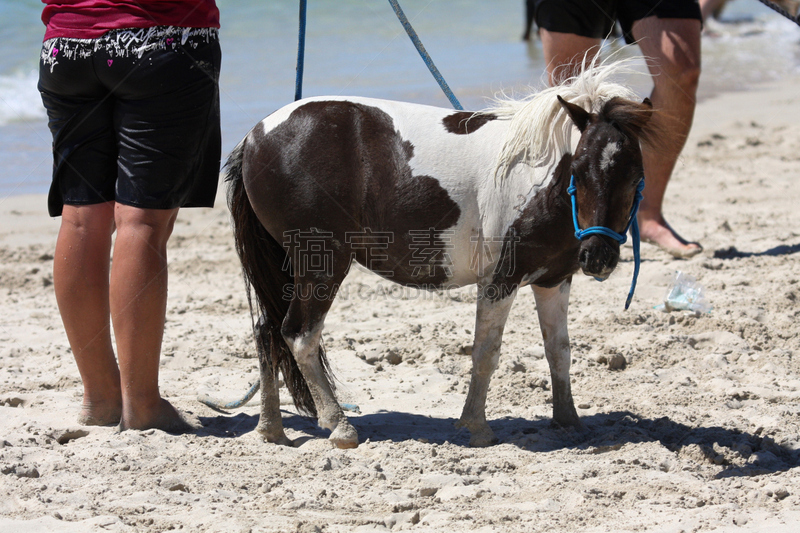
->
[225, 142, 322, 417]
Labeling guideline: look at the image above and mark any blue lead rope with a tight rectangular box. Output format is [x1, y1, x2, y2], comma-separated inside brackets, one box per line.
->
[295, 0, 307, 101]
[568, 175, 645, 310]
[387, 0, 463, 110]
[294, 1, 462, 110]
[627, 204, 642, 310]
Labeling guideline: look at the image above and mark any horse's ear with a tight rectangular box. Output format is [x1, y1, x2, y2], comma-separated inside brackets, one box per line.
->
[557, 95, 589, 132]
[640, 97, 654, 124]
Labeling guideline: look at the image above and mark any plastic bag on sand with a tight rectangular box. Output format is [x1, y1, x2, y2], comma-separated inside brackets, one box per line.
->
[655, 271, 712, 314]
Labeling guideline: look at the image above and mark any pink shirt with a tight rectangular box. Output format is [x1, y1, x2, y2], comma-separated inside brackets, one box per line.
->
[41, 0, 220, 41]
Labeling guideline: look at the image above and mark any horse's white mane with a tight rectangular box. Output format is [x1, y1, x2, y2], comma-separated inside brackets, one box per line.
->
[482, 53, 642, 182]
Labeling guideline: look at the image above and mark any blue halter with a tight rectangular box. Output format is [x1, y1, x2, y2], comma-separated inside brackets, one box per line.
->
[567, 175, 645, 310]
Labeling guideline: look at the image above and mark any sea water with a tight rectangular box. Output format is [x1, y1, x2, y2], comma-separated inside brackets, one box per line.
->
[1, 0, 798, 200]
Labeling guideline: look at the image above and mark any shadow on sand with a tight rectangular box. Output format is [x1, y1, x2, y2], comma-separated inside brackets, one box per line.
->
[198, 409, 799, 479]
[714, 242, 800, 259]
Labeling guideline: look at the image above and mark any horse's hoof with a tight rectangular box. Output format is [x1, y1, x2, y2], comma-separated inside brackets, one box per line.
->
[456, 419, 497, 447]
[551, 417, 586, 432]
[256, 425, 294, 447]
[329, 422, 359, 449]
[468, 432, 499, 448]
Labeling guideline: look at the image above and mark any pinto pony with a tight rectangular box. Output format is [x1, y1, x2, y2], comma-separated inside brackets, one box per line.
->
[226, 61, 662, 448]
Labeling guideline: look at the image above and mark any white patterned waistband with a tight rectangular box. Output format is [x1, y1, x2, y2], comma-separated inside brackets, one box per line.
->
[41, 26, 218, 71]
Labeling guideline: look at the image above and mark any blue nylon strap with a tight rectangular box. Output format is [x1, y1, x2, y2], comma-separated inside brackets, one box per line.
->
[387, 0, 463, 110]
[295, 0, 307, 101]
[626, 215, 641, 310]
[294, 1, 462, 109]
[569, 175, 645, 309]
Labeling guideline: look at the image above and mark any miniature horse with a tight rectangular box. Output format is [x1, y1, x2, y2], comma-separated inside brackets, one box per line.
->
[225, 62, 662, 448]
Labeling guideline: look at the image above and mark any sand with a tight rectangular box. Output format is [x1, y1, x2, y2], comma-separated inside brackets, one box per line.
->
[2, 73, 800, 532]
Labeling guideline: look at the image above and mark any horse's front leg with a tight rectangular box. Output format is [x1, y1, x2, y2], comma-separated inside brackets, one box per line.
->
[532, 279, 583, 429]
[456, 285, 517, 447]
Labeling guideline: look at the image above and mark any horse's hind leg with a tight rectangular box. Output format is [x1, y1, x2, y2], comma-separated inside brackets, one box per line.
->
[456, 286, 517, 447]
[532, 279, 583, 429]
[282, 281, 358, 449]
[254, 318, 292, 446]
[257, 353, 291, 445]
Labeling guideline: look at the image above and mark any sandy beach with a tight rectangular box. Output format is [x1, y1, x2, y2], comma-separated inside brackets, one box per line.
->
[2, 72, 800, 532]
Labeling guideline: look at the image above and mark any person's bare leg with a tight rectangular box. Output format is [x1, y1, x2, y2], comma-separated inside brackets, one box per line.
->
[632, 17, 703, 258]
[111, 204, 188, 432]
[54, 202, 122, 425]
[539, 30, 601, 85]
[699, 0, 727, 21]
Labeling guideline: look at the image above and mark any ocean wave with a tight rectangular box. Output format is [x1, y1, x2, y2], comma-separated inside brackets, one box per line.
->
[0, 70, 46, 126]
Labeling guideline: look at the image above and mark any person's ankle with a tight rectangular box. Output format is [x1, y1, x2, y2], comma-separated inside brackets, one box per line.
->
[119, 397, 193, 433]
[79, 397, 122, 426]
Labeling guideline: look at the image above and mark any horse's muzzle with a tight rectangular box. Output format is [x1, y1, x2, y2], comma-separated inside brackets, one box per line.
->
[578, 235, 620, 280]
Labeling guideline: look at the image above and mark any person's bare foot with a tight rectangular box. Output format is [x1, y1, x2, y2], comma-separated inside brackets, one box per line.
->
[638, 215, 702, 258]
[78, 401, 122, 426]
[119, 398, 196, 434]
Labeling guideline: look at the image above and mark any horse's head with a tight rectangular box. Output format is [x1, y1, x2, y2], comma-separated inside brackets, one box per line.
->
[557, 95, 657, 280]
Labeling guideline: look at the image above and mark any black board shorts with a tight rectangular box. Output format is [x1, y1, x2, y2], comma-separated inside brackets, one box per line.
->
[534, 0, 702, 44]
[38, 26, 222, 217]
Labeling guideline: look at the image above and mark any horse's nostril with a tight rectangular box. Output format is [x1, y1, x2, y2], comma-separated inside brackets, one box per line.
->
[579, 248, 589, 267]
